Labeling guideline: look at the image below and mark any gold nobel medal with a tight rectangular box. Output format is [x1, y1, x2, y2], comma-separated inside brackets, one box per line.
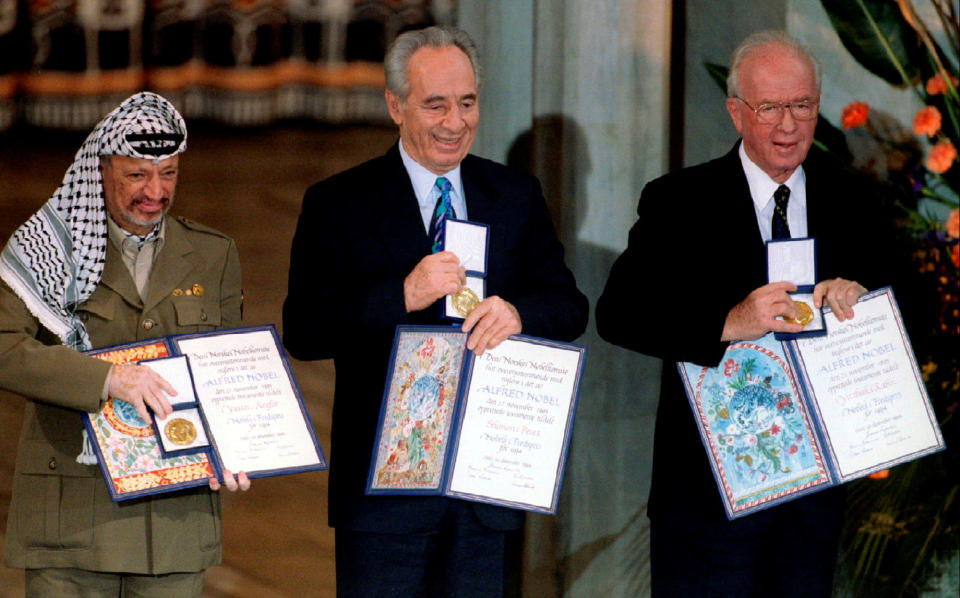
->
[165, 418, 197, 446]
[451, 287, 480, 317]
[784, 300, 815, 327]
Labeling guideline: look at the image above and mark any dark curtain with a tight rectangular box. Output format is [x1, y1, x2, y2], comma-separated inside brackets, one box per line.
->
[0, 0, 456, 131]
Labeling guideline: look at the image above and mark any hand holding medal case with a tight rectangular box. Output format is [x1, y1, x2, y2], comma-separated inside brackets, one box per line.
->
[767, 237, 825, 339]
[440, 218, 489, 320]
[142, 355, 213, 457]
[678, 287, 944, 519]
[82, 325, 327, 501]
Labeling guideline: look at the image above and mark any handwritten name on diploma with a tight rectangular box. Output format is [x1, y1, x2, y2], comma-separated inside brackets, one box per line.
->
[440, 337, 583, 510]
[466, 456, 536, 489]
[184, 338, 295, 459]
[467, 353, 570, 457]
[793, 292, 942, 474]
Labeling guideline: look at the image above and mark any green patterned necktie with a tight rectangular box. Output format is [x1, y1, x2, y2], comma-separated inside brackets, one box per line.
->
[429, 177, 455, 252]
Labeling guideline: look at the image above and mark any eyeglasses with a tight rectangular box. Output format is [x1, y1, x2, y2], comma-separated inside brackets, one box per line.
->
[735, 97, 819, 124]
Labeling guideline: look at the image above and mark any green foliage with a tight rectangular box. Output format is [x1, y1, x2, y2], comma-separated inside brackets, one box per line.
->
[704, 61, 729, 95]
[820, 0, 932, 87]
[815, 2, 960, 595]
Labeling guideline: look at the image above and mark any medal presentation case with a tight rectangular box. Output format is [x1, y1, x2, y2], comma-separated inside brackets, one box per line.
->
[440, 218, 489, 320]
[82, 325, 327, 501]
[143, 355, 212, 458]
[767, 236, 825, 339]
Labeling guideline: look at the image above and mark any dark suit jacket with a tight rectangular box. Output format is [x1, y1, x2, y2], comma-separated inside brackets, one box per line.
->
[596, 142, 894, 521]
[283, 143, 588, 533]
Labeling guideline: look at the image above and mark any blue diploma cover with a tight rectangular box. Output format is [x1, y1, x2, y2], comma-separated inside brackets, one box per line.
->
[366, 325, 586, 514]
[82, 325, 327, 501]
[679, 287, 944, 519]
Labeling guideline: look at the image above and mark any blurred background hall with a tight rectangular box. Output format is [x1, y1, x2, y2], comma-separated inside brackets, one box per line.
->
[0, 1, 956, 597]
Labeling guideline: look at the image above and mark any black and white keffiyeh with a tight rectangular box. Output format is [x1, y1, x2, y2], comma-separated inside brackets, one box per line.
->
[0, 92, 187, 351]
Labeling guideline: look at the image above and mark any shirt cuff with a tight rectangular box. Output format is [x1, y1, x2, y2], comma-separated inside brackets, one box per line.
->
[101, 364, 114, 402]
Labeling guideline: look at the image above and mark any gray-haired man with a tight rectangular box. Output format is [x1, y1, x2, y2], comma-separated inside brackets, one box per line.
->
[284, 25, 588, 596]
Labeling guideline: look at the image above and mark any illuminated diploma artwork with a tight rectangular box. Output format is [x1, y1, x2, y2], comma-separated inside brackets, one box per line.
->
[679, 288, 944, 518]
[367, 326, 586, 514]
[84, 325, 327, 501]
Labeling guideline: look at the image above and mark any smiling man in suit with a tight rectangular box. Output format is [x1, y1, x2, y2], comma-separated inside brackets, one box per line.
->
[597, 31, 893, 597]
[283, 25, 587, 597]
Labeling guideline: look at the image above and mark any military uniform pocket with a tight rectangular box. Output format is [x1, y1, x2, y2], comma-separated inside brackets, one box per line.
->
[172, 297, 221, 330]
[15, 440, 96, 549]
[77, 291, 118, 324]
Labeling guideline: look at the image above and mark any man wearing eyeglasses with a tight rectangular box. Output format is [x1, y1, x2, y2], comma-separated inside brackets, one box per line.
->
[597, 31, 894, 597]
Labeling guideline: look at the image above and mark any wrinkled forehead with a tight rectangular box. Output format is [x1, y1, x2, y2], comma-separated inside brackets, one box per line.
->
[739, 52, 818, 102]
[101, 153, 180, 170]
[744, 46, 817, 86]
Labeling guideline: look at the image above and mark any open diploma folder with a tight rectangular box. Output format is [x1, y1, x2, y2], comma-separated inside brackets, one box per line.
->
[678, 287, 944, 519]
[367, 326, 586, 514]
[83, 325, 327, 501]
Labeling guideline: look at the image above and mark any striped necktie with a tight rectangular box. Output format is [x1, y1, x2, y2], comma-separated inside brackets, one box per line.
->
[772, 184, 791, 239]
[429, 176, 455, 252]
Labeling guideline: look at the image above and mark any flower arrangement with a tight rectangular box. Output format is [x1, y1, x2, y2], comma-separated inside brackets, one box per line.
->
[838, 87, 958, 337]
[818, 0, 959, 596]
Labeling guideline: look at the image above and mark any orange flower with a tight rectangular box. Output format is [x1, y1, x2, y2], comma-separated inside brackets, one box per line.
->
[947, 209, 960, 239]
[913, 106, 942, 137]
[841, 101, 870, 129]
[926, 139, 958, 174]
[926, 72, 959, 95]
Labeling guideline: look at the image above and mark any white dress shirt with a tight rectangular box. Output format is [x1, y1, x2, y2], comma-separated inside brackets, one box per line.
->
[398, 139, 468, 233]
[739, 142, 808, 242]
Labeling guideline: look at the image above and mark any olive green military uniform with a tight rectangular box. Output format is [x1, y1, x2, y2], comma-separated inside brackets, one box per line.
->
[0, 215, 241, 574]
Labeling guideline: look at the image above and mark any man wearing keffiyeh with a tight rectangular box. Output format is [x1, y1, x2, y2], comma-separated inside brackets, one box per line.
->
[0, 92, 247, 597]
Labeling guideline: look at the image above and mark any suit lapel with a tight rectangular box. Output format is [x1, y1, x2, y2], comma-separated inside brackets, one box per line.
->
[374, 144, 434, 267]
[722, 144, 766, 252]
[461, 156, 500, 228]
[802, 158, 827, 238]
[717, 144, 768, 288]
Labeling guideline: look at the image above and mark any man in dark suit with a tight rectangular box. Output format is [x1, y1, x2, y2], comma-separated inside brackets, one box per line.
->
[283, 25, 587, 597]
[597, 31, 892, 597]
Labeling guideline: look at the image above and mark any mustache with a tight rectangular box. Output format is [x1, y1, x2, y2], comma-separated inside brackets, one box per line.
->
[130, 194, 172, 205]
